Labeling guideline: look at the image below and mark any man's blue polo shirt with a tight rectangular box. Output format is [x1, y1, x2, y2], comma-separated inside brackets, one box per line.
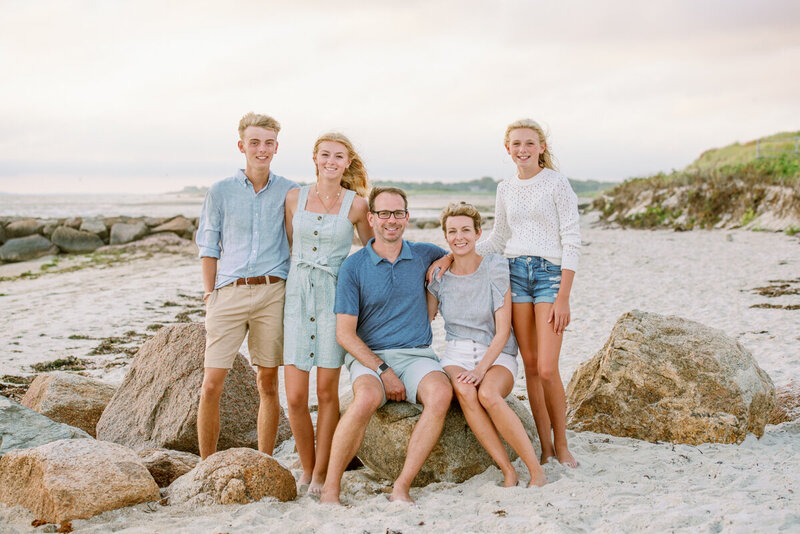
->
[334, 239, 447, 351]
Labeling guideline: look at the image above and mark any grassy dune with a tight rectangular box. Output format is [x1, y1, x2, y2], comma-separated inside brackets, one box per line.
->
[593, 132, 800, 232]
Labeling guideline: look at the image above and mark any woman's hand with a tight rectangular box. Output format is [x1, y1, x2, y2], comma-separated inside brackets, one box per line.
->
[426, 254, 453, 283]
[548, 295, 570, 335]
[457, 365, 487, 386]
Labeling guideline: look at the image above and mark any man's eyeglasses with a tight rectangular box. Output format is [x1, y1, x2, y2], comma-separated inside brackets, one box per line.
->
[371, 210, 408, 219]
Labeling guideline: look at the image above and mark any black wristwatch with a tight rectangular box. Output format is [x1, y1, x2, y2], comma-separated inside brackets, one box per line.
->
[377, 362, 390, 375]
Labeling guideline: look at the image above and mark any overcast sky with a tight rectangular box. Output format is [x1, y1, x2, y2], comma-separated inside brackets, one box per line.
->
[1, 0, 798, 194]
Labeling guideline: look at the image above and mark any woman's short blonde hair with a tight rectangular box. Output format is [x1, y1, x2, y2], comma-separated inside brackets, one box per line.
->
[313, 132, 369, 197]
[238, 112, 281, 139]
[440, 202, 482, 233]
[504, 118, 557, 170]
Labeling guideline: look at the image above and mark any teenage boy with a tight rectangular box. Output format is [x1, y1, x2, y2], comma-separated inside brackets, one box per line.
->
[195, 112, 297, 459]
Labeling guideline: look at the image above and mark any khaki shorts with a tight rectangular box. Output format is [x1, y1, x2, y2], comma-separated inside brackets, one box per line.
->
[204, 281, 285, 369]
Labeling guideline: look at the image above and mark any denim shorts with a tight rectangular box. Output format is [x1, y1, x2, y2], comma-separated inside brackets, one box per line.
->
[508, 256, 562, 304]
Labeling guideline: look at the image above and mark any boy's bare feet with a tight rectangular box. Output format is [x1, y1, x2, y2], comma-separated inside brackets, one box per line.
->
[528, 469, 547, 487]
[388, 484, 415, 504]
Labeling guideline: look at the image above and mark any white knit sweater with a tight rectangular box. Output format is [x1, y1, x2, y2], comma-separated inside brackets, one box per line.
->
[476, 168, 581, 272]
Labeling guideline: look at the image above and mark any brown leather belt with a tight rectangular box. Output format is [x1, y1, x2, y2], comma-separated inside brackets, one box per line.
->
[233, 275, 283, 286]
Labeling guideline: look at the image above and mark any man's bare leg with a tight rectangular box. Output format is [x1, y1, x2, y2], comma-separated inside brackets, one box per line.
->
[198, 367, 229, 460]
[319, 376, 383, 505]
[390, 371, 452, 503]
[256, 365, 280, 455]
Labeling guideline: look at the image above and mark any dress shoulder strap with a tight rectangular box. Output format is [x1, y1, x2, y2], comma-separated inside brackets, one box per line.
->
[297, 185, 311, 213]
[338, 188, 357, 218]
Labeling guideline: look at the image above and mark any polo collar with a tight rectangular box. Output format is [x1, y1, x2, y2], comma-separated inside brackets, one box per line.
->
[366, 238, 413, 265]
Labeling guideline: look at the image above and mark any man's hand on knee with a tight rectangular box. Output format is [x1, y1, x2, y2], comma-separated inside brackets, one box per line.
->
[380, 370, 406, 402]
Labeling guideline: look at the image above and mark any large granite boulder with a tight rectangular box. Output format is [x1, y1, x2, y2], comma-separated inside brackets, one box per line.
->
[5, 218, 42, 238]
[0, 439, 160, 522]
[167, 447, 296, 505]
[566, 310, 776, 444]
[79, 218, 108, 241]
[152, 216, 195, 239]
[96, 322, 291, 454]
[769, 381, 800, 425]
[341, 390, 540, 486]
[109, 221, 148, 245]
[137, 448, 201, 487]
[0, 235, 58, 262]
[50, 226, 104, 253]
[20, 372, 116, 437]
[0, 395, 91, 455]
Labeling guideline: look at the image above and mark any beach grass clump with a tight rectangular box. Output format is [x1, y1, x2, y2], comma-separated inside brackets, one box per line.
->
[31, 356, 88, 372]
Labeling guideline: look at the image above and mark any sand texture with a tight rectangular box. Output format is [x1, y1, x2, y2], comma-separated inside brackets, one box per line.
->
[1, 215, 799, 532]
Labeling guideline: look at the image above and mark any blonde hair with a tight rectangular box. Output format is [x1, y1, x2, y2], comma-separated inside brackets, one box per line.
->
[238, 112, 281, 139]
[368, 186, 407, 211]
[440, 202, 482, 233]
[313, 132, 369, 197]
[504, 118, 557, 170]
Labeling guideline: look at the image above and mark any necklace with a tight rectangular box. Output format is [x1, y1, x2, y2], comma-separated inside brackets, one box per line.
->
[315, 185, 342, 214]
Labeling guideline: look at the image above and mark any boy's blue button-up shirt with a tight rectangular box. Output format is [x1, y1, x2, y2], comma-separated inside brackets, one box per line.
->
[196, 169, 298, 289]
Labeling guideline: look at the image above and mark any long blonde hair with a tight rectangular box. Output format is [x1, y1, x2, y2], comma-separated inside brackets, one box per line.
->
[313, 132, 369, 197]
[504, 118, 557, 170]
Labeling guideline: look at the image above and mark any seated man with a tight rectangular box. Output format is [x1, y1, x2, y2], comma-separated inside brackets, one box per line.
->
[320, 186, 453, 505]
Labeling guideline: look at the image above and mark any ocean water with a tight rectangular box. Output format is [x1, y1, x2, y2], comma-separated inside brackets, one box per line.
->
[0, 192, 501, 220]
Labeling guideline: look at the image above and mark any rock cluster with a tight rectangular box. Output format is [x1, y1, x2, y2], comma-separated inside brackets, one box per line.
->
[0, 215, 198, 262]
[342, 390, 540, 486]
[566, 310, 776, 444]
[96, 322, 291, 454]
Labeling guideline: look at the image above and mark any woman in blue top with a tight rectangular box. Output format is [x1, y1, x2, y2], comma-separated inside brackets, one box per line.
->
[283, 132, 372, 494]
[427, 202, 546, 488]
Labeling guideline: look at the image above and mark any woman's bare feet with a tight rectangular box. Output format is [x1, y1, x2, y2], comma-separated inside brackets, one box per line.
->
[540, 453, 556, 464]
[556, 445, 578, 468]
[297, 472, 312, 493]
[308, 476, 325, 497]
[501, 467, 519, 488]
[528, 469, 547, 487]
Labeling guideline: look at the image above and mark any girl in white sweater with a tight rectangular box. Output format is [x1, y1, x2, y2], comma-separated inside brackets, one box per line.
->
[430, 119, 580, 467]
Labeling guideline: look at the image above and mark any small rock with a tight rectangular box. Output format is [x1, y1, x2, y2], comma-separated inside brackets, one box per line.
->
[152, 216, 196, 239]
[109, 222, 148, 245]
[79, 219, 108, 240]
[50, 226, 104, 254]
[137, 448, 201, 487]
[566, 309, 776, 444]
[0, 439, 160, 523]
[144, 217, 168, 227]
[5, 218, 43, 238]
[0, 395, 91, 455]
[0, 235, 59, 262]
[167, 448, 296, 505]
[0, 223, 6, 244]
[20, 372, 116, 437]
[63, 217, 82, 229]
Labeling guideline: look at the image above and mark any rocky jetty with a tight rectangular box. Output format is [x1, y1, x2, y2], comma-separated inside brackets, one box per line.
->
[0, 215, 198, 262]
[566, 310, 776, 444]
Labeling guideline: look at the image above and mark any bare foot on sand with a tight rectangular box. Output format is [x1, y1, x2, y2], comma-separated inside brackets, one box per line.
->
[297, 472, 311, 493]
[557, 446, 578, 468]
[541, 454, 556, 465]
[308, 477, 325, 497]
[528, 469, 547, 487]
[388, 486, 415, 504]
[319, 486, 341, 505]
[501, 468, 519, 488]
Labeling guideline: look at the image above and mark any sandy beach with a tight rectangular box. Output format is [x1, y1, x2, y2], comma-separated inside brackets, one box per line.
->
[1, 212, 799, 532]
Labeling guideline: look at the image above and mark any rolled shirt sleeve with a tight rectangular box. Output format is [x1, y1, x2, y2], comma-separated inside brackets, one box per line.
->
[196, 188, 222, 259]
